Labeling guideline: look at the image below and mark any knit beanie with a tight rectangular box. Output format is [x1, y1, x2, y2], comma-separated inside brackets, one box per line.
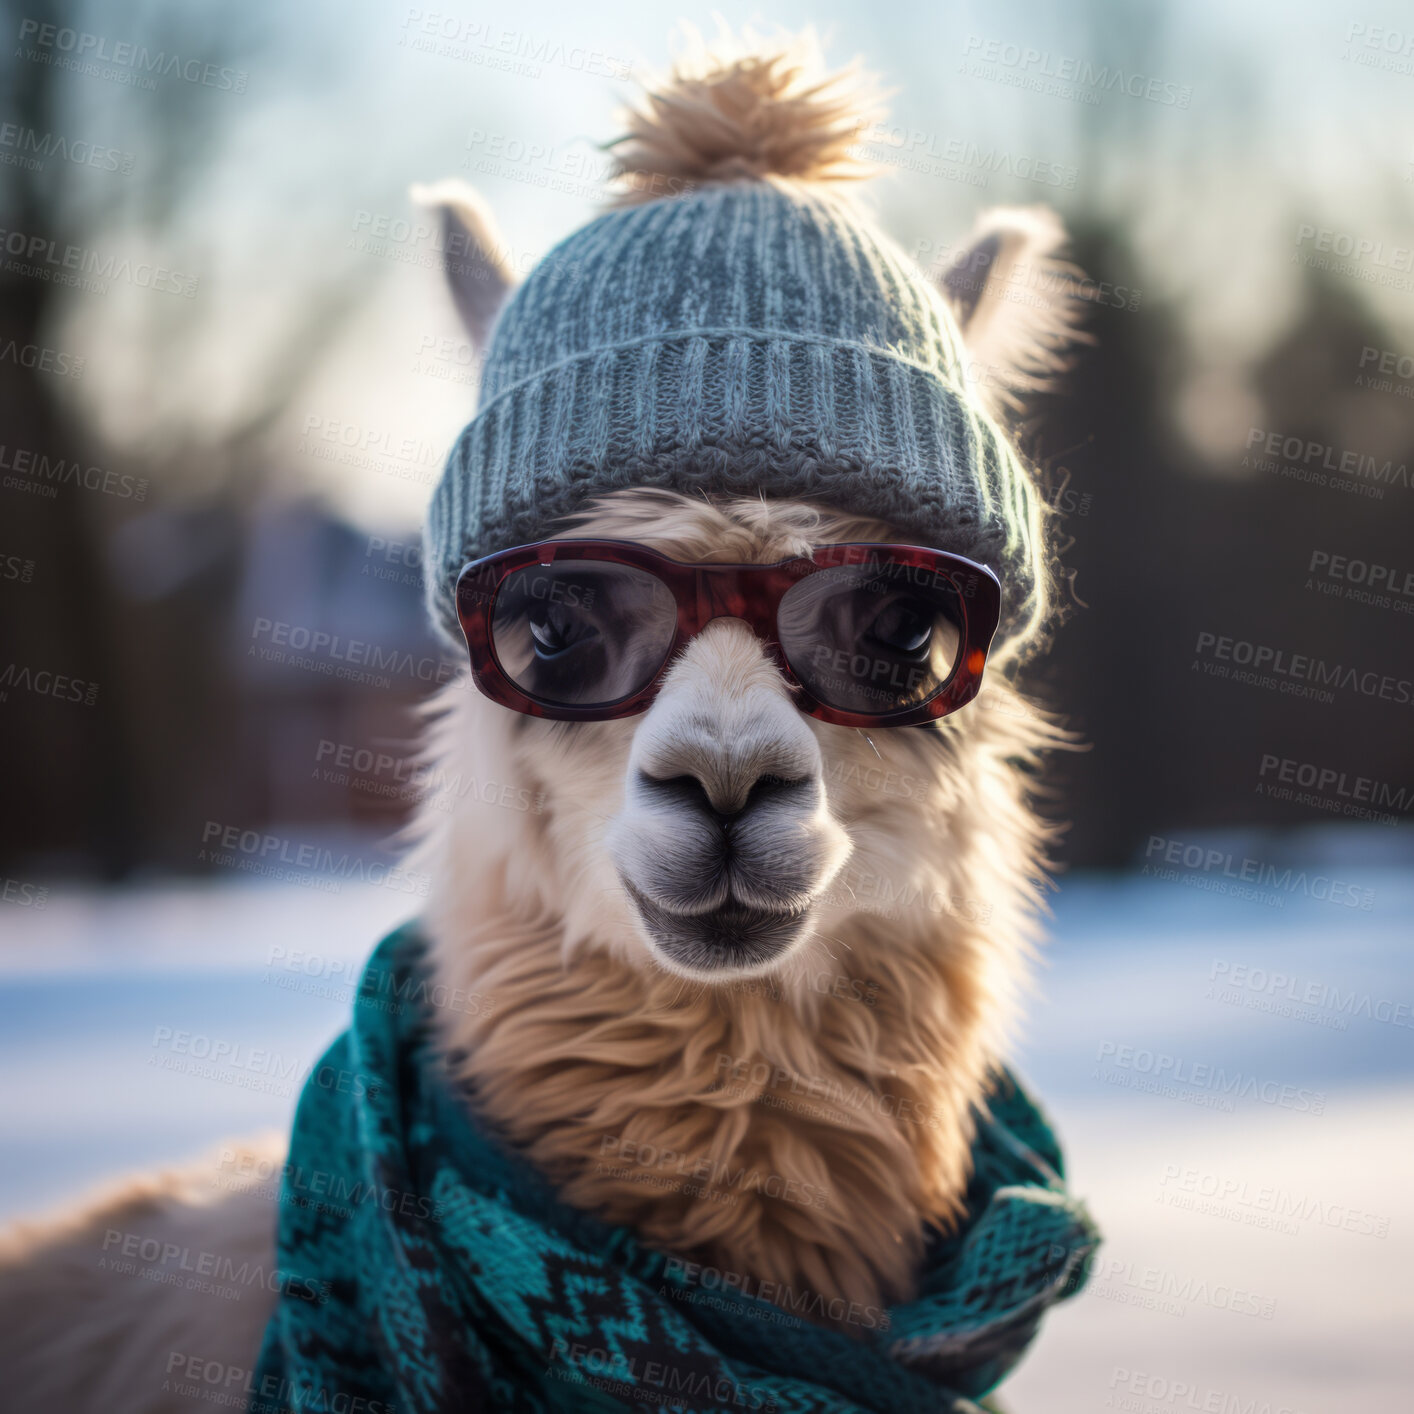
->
[423, 46, 1053, 653]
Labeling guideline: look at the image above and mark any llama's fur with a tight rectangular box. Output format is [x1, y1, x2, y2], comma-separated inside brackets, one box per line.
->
[941, 206, 1092, 417]
[409, 488, 1065, 1320]
[0, 1138, 286, 1414]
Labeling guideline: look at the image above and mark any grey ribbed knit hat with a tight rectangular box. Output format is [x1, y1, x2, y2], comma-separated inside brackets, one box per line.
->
[423, 77, 1049, 653]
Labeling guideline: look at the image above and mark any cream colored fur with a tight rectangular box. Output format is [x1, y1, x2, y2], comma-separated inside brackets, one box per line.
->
[410, 489, 1063, 1323]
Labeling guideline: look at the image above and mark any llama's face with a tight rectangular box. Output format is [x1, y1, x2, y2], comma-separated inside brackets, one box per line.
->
[604, 613, 852, 977]
[424, 489, 1015, 988]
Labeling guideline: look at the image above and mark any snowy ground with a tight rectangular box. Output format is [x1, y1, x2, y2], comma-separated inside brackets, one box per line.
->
[1, 846, 1410, 1412]
[1003, 866, 1414, 1414]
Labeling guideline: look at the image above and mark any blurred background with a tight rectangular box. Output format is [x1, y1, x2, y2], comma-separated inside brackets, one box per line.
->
[1, 0, 1411, 1410]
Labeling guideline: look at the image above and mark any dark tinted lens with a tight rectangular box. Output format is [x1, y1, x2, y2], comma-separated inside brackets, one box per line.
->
[778, 560, 964, 715]
[491, 561, 677, 706]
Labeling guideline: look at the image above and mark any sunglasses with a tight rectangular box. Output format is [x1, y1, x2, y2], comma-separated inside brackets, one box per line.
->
[454, 540, 1001, 728]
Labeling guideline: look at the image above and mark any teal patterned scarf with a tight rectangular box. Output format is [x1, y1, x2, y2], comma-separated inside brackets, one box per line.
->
[253, 924, 1098, 1413]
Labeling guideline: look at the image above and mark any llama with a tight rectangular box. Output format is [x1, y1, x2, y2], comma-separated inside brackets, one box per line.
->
[0, 35, 1096, 1413]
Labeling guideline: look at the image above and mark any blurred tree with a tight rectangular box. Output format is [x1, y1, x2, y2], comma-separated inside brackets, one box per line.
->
[0, 0, 371, 876]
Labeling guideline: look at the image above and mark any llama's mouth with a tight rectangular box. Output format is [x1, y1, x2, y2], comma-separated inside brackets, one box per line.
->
[622, 880, 813, 975]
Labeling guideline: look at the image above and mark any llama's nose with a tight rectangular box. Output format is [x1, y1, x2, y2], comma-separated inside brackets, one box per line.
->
[610, 620, 851, 939]
[634, 708, 821, 817]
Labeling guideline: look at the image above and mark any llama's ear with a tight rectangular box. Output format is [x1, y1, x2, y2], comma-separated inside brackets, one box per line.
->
[410, 179, 518, 353]
[938, 206, 1088, 418]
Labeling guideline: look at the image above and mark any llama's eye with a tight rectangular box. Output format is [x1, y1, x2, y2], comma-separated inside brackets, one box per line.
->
[866, 599, 933, 656]
[528, 606, 597, 660]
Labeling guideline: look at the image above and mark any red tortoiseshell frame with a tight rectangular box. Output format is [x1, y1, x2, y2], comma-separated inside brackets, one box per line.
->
[454, 540, 1001, 729]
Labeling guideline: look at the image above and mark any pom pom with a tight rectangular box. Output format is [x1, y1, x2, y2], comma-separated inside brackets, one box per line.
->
[605, 26, 887, 205]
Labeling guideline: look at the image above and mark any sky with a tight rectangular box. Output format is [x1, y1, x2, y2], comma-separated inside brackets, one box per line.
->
[22, 0, 1414, 529]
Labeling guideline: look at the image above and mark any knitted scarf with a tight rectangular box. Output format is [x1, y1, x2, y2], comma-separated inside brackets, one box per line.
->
[252, 924, 1098, 1414]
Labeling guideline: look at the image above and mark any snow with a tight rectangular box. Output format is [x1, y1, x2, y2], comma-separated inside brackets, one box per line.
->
[1, 861, 1409, 1411]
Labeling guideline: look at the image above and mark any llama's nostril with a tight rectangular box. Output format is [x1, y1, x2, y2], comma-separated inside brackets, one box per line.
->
[637, 768, 809, 820]
[743, 773, 801, 807]
[638, 771, 732, 822]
